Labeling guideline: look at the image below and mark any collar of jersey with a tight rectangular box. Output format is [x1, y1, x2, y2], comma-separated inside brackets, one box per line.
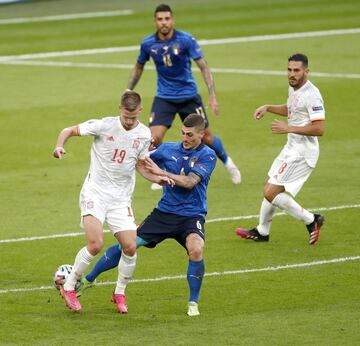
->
[118, 117, 140, 132]
[155, 29, 177, 42]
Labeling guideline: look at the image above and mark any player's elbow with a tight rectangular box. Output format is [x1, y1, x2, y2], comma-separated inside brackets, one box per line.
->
[63, 126, 79, 137]
[182, 178, 197, 189]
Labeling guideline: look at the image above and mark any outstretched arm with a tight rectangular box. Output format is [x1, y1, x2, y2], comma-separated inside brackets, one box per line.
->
[136, 159, 175, 186]
[271, 119, 325, 136]
[53, 125, 79, 159]
[127, 62, 145, 90]
[144, 157, 201, 189]
[254, 104, 288, 120]
[195, 58, 219, 115]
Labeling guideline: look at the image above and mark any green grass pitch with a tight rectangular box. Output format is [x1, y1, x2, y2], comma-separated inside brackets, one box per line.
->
[0, 0, 359, 345]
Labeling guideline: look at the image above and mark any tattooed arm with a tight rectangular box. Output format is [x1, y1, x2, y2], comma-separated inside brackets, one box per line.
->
[195, 57, 219, 115]
[126, 62, 145, 90]
[144, 157, 202, 189]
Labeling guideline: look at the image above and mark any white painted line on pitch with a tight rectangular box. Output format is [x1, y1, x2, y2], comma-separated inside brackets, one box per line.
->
[205, 203, 360, 223]
[0, 256, 359, 294]
[0, 10, 133, 25]
[1, 60, 359, 79]
[0, 46, 139, 61]
[0, 28, 359, 61]
[0, 60, 137, 70]
[0, 203, 359, 244]
[211, 68, 360, 79]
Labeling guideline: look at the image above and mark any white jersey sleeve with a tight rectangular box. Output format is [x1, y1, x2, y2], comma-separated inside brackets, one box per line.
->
[78, 119, 103, 136]
[137, 138, 151, 160]
[306, 93, 325, 121]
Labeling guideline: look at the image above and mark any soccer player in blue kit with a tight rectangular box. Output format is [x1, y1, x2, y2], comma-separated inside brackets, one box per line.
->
[126, 4, 240, 187]
[78, 114, 216, 317]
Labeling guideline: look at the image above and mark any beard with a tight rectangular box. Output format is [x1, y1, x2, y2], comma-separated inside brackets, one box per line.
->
[288, 75, 305, 89]
[160, 26, 170, 35]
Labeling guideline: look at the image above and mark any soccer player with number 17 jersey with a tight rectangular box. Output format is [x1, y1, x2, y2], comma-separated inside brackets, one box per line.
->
[126, 4, 240, 188]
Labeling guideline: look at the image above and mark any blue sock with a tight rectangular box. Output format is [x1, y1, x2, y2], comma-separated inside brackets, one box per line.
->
[85, 237, 148, 282]
[86, 243, 121, 282]
[187, 259, 205, 303]
[207, 135, 228, 164]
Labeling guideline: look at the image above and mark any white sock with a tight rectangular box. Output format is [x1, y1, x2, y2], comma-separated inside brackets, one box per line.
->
[272, 193, 314, 224]
[64, 247, 94, 291]
[115, 252, 137, 295]
[257, 198, 277, 236]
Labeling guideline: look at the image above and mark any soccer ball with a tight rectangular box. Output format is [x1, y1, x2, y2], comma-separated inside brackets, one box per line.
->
[53, 264, 81, 291]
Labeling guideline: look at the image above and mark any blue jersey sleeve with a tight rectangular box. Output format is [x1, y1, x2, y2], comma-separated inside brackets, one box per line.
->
[137, 41, 150, 65]
[188, 35, 203, 61]
[190, 150, 217, 180]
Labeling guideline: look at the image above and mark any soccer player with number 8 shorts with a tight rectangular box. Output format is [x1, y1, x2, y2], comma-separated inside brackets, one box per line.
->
[235, 53, 325, 245]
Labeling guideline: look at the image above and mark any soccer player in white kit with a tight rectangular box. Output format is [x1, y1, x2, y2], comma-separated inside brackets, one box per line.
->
[236, 53, 325, 245]
[53, 91, 173, 312]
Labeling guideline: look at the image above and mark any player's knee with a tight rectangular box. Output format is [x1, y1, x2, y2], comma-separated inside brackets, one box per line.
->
[263, 187, 274, 202]
[263, 183, 284, 202]
[122, 243, 137, 257]
[188, 246, 203, 261]
[87, 239, 103, 256]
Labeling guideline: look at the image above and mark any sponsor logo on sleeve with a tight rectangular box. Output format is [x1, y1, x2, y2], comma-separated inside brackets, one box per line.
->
[312, 106, 324, 112]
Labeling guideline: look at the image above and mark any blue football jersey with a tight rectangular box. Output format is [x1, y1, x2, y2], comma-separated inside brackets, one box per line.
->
[150, 142, 217, 217]
[137, 30, 203, 100]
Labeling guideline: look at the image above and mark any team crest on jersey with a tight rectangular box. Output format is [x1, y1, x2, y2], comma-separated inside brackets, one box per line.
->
[107, 136, 115, 142]
[132, 138, 140, 149]
[86, 200, 94, 209]
[172, 44, 180, 55]
[189, 157, 198, 168]
[196, 220, 202, 230]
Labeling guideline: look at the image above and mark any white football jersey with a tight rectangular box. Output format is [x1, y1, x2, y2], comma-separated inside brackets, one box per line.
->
[78, 116, 151, 205]
[286, 80, 325, 167]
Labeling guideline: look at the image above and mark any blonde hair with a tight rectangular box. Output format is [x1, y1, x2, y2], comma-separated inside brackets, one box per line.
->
[121, 91, 141, 112]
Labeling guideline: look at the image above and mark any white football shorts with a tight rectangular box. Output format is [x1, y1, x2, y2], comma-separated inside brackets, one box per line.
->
[267, 152, 313, 197]
[79, 188, 137, 234]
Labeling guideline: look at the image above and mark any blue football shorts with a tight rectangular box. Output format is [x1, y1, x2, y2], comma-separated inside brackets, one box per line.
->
[137, 208, 205, 249]
[149, 95, 209, 128]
